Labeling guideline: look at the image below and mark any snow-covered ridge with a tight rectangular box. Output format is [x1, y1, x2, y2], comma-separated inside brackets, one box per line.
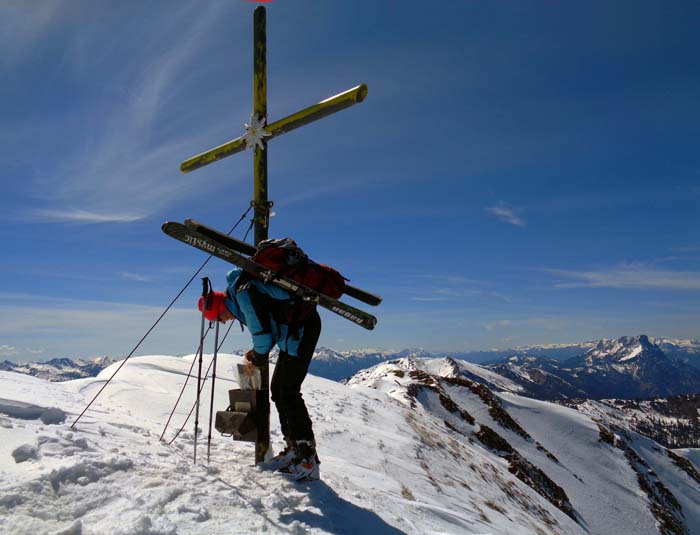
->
[5, 336, 699, 385]
[1, 354, 699, 534]
[583, 335, 660, 365]
[0, 357, 116, 382]
[560, 394, 700, 449]
[348, 356, 700, 535]
[653, 337, 700, 352]
[486, 335, 700, 401]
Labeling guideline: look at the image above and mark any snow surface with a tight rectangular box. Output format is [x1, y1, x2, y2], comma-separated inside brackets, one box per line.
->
[1, 354, 698, 534]
[0, 354, 568, 535]
[348, 358, 700, 535]
[499, 393, 658, 535]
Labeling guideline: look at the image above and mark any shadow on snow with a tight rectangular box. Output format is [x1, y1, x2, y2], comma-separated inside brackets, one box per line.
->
[280, 480, 408, 535]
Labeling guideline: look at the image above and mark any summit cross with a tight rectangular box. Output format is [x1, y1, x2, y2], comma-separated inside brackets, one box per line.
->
[178, 6, 367, 464]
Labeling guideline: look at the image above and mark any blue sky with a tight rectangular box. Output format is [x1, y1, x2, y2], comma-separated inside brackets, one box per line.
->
[1, 1, 699, 361]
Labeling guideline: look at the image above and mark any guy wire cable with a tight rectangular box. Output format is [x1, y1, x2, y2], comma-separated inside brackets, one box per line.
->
[165, 320, 236, 445]
[71, 206, 253, 429]
[207, 320, 220, 463]
[159, 324, 212, 441]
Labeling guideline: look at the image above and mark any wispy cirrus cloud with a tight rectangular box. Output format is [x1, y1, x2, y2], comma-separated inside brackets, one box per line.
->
[0, 344, 18, 357]
[10, 2, 245, 226]
[0, 294, 204, 360]
[406, 274, 511, 303]
[544, 263, 700, 290]
[483, 319, 514, 330]
[29, 208, 144, 224]
[482, 317, 563, 331]
[485, 204, 525, 227]
[0, 344, 45, 359]
[119, 271, 151, 283]
[0, 2, 63, 66]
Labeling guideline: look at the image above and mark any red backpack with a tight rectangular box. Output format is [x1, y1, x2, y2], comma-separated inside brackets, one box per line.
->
[252, 238, 347, 299]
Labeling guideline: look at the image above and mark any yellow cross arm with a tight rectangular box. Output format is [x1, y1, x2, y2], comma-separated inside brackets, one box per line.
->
[180, 84, 368, 173]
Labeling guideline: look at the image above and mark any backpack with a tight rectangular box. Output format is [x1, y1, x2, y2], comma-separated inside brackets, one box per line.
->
[252, 238, 347, 299]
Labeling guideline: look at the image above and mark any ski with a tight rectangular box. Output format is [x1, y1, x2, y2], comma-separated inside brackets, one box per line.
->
[183, 218, 383, 307]
[162, 221, 377, 330]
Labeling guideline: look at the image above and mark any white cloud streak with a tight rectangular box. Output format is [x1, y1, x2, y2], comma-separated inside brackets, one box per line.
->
[545, 264, 700, 290]
[483, 320, 514, 330]
[0, 2, 63, 66]
[0, 344, 18, 357]
[29, 209, 144, 224]
[119, 271, 152, 283]
[407, 275, 511, 304]
[485, 205, 525, 227]
[0, 298, 209, 360]
[12, 2, 245, 225]
[482, 317, 563, 331]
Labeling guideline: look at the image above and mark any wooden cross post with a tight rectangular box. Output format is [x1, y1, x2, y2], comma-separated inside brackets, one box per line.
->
[180, 6, 367, 464]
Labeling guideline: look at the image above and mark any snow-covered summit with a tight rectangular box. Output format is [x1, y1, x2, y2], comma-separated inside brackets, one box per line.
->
[348, 356, 524, 395]
[583, 335, 662, 366]
[485, 335, 700, 401]
[308, 348, 434, 382]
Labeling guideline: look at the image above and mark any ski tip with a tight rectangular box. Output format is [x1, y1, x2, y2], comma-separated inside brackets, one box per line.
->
[359, 295, 382, 307]
[364, 317, 378, 331]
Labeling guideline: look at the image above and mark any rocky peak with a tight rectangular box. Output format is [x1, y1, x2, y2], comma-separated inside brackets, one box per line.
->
[45, 358, 79, 369]
[584, 335, 664, 366]
[312, 346, 345, 362]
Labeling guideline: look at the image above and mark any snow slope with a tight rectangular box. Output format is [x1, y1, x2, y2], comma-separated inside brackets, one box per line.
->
[0, 354, 569, 535]
[0, 354, 698, 534]
[349, 358, 700, 535]
[500, 394, 660, 535]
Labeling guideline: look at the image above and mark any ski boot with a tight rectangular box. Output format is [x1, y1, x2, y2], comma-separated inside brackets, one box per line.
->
[276, 440, 320, 481]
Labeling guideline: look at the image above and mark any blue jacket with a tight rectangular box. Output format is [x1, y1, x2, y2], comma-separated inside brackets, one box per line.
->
[224, 268, 305, 359]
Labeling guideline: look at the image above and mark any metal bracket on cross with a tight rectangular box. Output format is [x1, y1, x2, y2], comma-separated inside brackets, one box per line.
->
[250, 199, 274, 230]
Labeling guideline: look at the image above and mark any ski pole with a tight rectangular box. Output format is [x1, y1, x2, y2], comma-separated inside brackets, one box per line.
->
[207, 321, 220, 463]
[194, 277, 211, 464]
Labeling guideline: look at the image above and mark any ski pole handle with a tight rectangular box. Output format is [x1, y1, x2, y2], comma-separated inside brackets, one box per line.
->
[201, 277, 211, 297]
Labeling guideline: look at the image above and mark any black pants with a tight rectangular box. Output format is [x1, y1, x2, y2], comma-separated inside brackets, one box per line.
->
[270, 309, 321, 443]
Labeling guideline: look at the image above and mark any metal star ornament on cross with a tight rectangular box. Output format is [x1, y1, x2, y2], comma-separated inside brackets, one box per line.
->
[243, 114, 272, 150]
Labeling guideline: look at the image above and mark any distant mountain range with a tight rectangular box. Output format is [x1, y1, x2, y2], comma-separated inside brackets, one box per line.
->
[0, 356, 115, 382]
[449, 337, 700, 367]
[485, 335, 700, 400]
[3, 336, 699, 402]
[4, 336, 700, 458]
